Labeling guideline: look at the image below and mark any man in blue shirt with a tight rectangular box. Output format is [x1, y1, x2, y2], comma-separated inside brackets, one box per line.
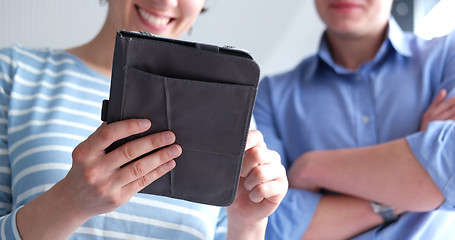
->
[254, 0, 455, 239]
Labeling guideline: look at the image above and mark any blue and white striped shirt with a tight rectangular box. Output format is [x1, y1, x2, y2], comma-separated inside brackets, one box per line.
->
[0, 45, 227, 239]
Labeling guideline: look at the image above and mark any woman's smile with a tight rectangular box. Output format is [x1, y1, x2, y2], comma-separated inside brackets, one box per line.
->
[135, 5, 174, 30]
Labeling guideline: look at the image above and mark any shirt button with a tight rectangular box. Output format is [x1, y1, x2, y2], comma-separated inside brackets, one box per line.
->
[362, 116, 370, 124]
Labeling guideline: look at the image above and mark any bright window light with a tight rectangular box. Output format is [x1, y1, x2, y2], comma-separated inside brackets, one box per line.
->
[415, 0, 455, 39]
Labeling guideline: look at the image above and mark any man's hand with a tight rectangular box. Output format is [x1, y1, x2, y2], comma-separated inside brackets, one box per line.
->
[421, 89, 455, 131]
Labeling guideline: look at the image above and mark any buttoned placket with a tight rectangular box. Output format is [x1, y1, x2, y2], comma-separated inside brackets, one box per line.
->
[353, 73, 377, 146]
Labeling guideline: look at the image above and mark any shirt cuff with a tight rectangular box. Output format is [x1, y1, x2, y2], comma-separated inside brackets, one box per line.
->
[406, 121, 455, 210]
[0, 206, 22, 240]
[266, 188, 321, 240]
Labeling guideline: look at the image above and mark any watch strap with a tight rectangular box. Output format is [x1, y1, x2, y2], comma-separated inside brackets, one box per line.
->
[378, 207, 397, 223]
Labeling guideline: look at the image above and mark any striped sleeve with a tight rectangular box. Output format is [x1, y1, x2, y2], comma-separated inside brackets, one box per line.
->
[213, 207, 227, 240]
[0, 47, 20, 239]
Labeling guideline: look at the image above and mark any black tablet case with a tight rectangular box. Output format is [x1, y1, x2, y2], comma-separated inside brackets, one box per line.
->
[101, 30, 260, 206]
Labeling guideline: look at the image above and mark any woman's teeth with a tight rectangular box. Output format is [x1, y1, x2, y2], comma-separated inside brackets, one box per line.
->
[138, 8, 170, 26]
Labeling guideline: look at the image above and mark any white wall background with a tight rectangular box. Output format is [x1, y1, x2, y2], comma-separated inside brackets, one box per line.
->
[0, 0, 324, 77]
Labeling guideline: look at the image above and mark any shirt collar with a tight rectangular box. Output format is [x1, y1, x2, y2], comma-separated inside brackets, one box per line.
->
[314, 17, 412, 75]
[388, 17, 413, 57]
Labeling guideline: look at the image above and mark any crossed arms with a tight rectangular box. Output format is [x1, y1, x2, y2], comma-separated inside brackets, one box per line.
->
[288, 90, 455, 239]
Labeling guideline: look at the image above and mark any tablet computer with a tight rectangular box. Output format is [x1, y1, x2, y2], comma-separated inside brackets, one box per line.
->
[101, 30, 260, 206]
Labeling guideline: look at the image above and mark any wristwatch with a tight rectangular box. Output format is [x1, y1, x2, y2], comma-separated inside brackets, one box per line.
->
[370, 202, 398, 223]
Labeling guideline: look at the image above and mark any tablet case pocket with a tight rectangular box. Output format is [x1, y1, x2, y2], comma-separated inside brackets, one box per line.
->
[120, 66, 255, 206]
[164, 72, 255, 206]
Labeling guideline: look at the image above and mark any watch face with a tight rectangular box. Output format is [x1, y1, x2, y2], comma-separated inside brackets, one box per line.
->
[371, 202, 382, 212]
[370, 202, 393, 212]
[370, 202, 398, 222]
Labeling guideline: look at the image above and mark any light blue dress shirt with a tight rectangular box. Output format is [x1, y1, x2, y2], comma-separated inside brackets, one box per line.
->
[254, 18, 455, 239]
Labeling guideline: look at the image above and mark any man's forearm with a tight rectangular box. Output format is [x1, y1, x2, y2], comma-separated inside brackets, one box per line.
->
[301, 194, 385, 240]
[288, 138, 444, 211]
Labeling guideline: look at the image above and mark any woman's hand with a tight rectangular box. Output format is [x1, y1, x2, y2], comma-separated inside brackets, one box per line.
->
[17, 119, 181, 239]
[226, 130, 288, 239]
[420, 89, 455, 131]
[64, 119, 181, 219]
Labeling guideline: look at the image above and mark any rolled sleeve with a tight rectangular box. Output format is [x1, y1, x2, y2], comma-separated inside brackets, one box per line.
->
[406, 121, 455, 210]
[265, 189, 321, 240]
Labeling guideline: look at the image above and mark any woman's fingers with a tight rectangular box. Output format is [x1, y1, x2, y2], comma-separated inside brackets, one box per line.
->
[243, 163, 283, 192]
[116, 144, 181, 187]
[243, 160, 287, 202]
[107, 130, 176, 168]
[248, 180, 287, 204]
[122, 156, 177, 196]
[245, 130, 267, 151]
[79, 119, 151, 157]
[241, 145, 280, 178]
[66, 119, 184, 220]
[241, 130, 287, 204]
[71, 118, 181, 194]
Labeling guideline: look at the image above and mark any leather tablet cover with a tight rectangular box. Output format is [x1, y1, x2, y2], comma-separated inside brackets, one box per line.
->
[101, 30, 260, 206]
